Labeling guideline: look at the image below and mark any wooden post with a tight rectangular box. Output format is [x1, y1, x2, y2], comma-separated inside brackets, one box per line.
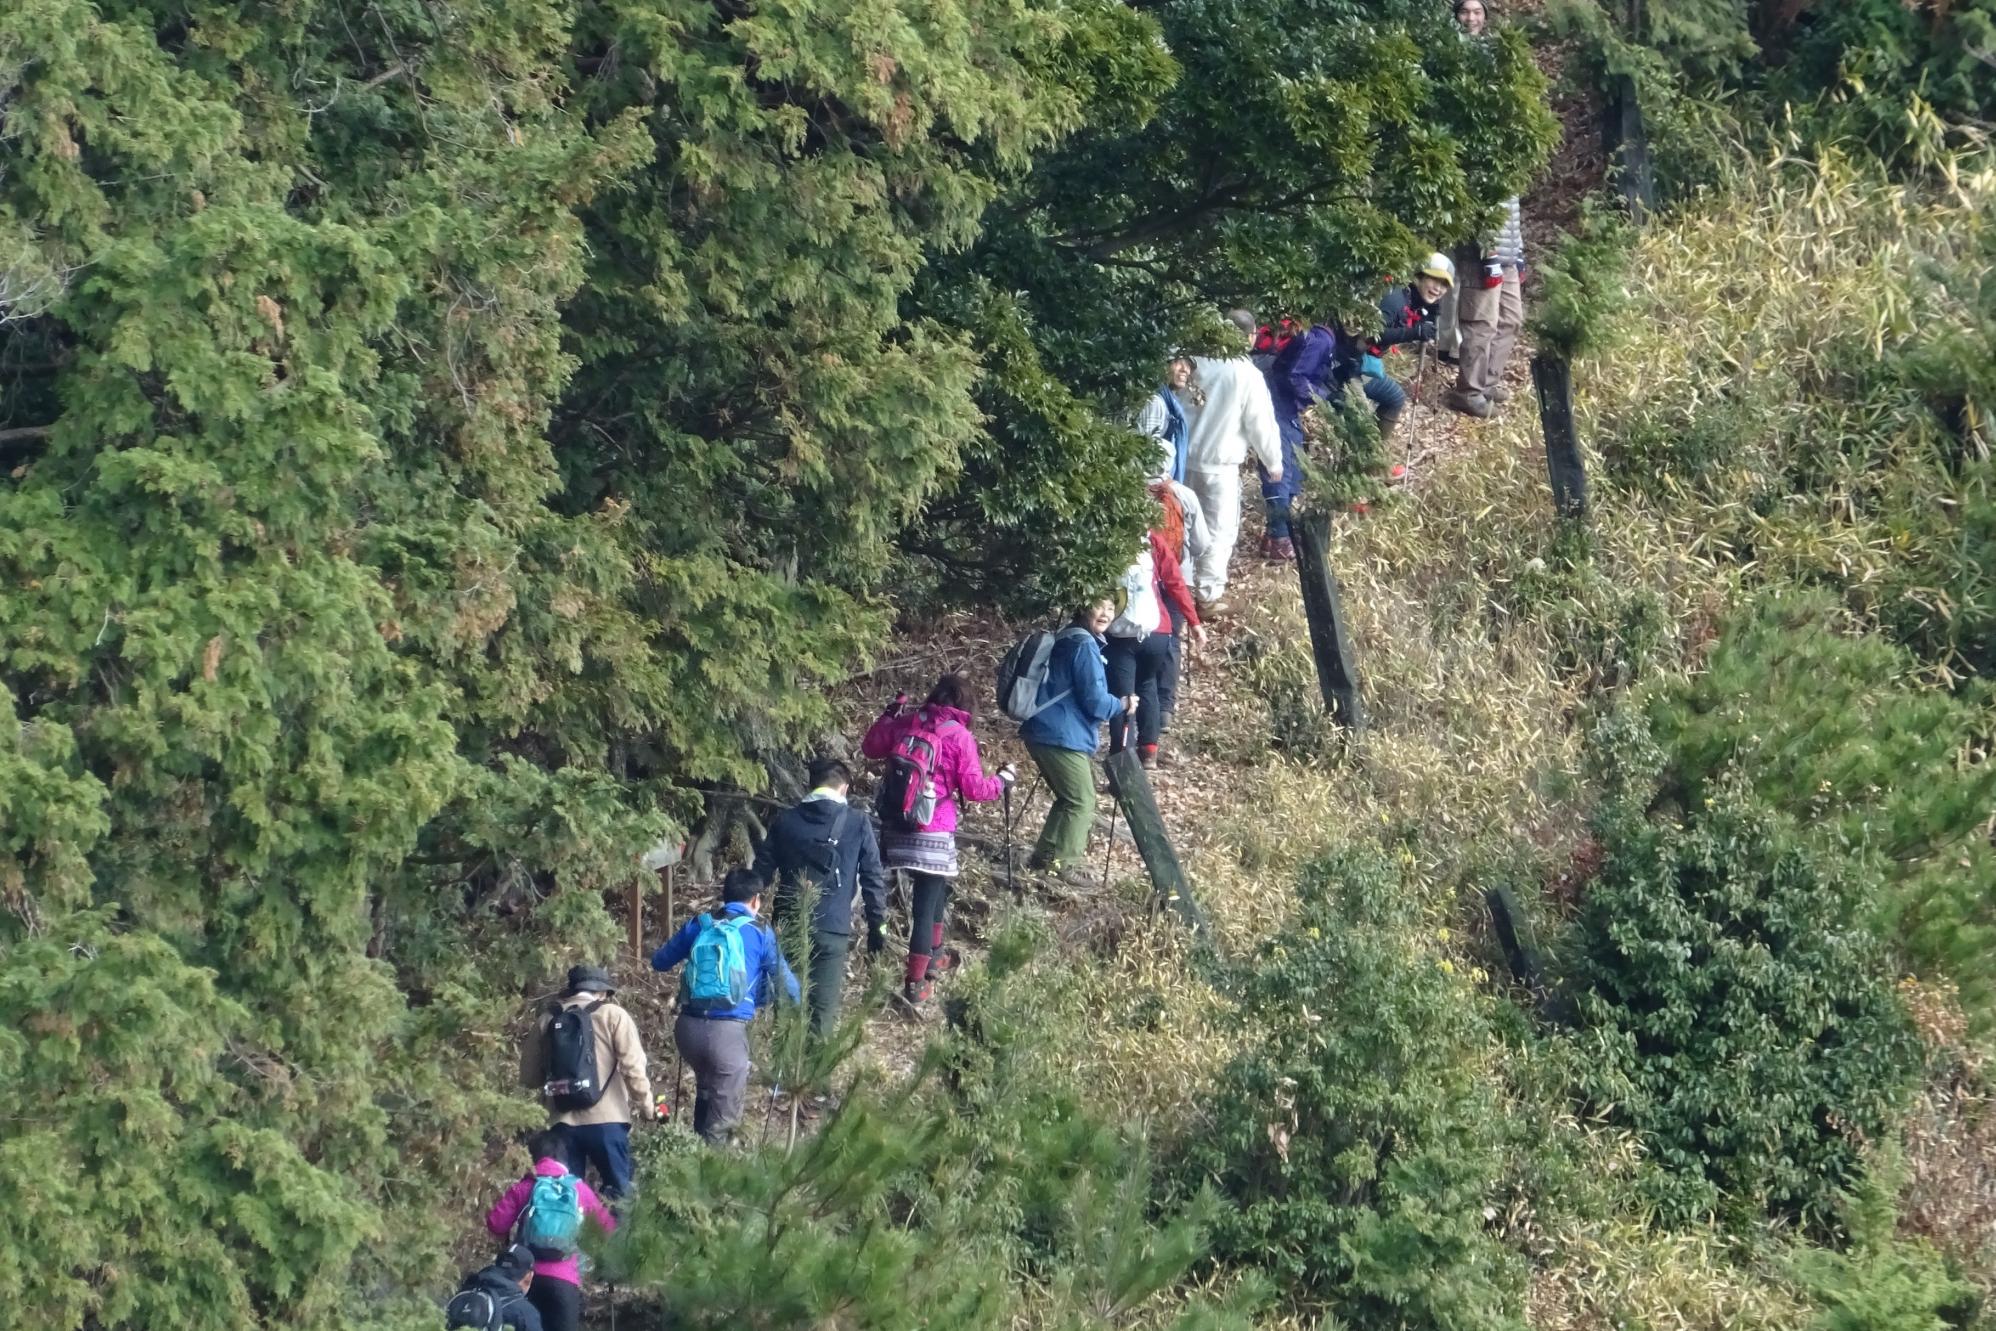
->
[1291, 509, 1364, 731]
[1103, 748, 1205, 933]
[627, 879, 643, 956]
[638, 839, 684, 953]
[1602, 74, 1656, 223]
[1532, 353, 1588, 520]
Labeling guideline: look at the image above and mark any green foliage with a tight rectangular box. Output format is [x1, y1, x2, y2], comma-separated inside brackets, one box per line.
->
[1564, 751, 1922, 1231]
[1181, 847, 1527, 1328]
[1646, 592, 1996, 1025]
[1789, 1154, 1982, 1331]
[1528, 204, 1634, 361]
[600, 925, 1252, 1331]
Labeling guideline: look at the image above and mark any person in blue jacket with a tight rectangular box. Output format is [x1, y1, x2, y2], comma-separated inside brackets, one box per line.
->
[652, 870, 800, 1145]
[1021, 598, 1128, 883]
[1261, 321, 1340, 560]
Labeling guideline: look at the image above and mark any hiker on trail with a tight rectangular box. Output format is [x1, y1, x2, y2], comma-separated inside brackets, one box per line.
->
[519, 966, 655, 1199]
[1137, 357, 1195, 483]
[1262, 319, 1340, 561]
[752, 757, 889, 1038]
[1106, 527, 1206, 769]
[484, 1130, 617, 1331]
[446, 1244, 542, 1331]
[1343, 253, 1454, 456]
[1184, 311, 1285, 611]
[652, 869, 800, 1146]
[1446, 0, 1527, 419]
[1147, 472, 1210, 743]
[1021, 599, 1123, 883]
[1251, 315, 1301, 372]
[863, 673, 1015, 1007]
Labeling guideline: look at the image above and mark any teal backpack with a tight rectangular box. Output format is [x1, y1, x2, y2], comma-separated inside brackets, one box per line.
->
[681, 914, 752, 1011]
[517, 1172, 583, 1260]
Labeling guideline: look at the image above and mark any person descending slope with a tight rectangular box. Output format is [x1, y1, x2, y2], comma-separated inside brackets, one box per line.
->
[483, 1131, 618, 1331]
[518, 966, 655, 1199]
[651, 870, 800, 1146]
[752, 757, 889, 1038]
[1345, 254, 1452, 458]
[446, 1245, 543, 1331]
[1183, 312, 1285, 611]
[864, 674, 1014, 1008]
[1020, 599, 1125, 884]
[1262, 318, 1341, 560]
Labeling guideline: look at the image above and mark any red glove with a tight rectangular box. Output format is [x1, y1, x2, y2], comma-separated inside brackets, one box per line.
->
[1480, 258, 1503, 289]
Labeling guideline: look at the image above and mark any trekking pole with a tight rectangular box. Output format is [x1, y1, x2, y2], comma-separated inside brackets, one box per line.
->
[1003, 784, 1019, 904]
[669, 1050, 683, 1118]
[1101, 793, 1119, 892]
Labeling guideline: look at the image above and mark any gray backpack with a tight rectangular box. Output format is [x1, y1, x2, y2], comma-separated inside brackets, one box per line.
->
[995, 627, 1091, 722]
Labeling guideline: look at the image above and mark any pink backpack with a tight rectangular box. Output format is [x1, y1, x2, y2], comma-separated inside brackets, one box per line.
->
[873, 710, 954, 833]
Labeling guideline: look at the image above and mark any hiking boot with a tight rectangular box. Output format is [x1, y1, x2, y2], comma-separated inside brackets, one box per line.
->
[1263, 536, 1296, 562]
[1138, 744, 1159, 770]
[1385, 463, 1409, 486]
[902, 978, 933, 1006]
[1486, 384, 1513, 405]
[1197, 595, 1231, 617]
[1444, 389, 1492, 419]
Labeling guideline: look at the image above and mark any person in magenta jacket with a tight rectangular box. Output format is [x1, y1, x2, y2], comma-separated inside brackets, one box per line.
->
[863, 673, 1015, 1007]
[484, 1130, 618, 1331]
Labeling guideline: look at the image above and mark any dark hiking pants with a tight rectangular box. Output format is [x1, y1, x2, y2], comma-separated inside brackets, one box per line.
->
[674, 1012, 752, 1146]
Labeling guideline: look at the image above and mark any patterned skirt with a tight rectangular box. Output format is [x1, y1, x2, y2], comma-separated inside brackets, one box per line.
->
[879, 829, 960, 879]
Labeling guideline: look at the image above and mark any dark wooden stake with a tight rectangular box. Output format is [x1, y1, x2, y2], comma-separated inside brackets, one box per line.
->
[1291, 509, 1365, 731]
[1104, 748, 1206, 933]
[1532, 353, 1588, 520]
[1602, 74, 1656, 223]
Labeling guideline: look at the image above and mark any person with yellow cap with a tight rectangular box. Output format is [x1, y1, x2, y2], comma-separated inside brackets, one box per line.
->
[1339, 252, 1453, 455]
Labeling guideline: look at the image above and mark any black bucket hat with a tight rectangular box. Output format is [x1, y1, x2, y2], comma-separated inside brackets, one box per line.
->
[566, 964, 615, 996]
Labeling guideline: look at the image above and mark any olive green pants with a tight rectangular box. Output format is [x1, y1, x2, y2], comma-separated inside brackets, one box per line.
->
[1025, 742, 1096, 869]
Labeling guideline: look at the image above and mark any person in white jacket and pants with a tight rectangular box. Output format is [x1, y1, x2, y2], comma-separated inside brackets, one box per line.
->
[1182, 310, 1286, 611]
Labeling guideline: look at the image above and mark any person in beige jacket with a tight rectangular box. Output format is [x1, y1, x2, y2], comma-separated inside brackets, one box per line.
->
[519, 965, 655, 1197]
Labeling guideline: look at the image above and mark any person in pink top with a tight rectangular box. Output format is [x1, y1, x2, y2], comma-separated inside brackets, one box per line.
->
[485, 1130, 618, 1331]
[862, 673, 1015, 1008]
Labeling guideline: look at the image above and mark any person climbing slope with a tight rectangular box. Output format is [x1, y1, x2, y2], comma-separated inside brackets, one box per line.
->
[863, 674, 1014, 1008]
[518, 966, 655, 1199]
[753, 757, 889, 1038]
[1021, 599, 1125, 884]
[1136, 356, 1195, 483]
[1184, 311, 1285, 610]
[1105, 516, 1207, 769]
[651, 870, 800, 1146]
[1345, 253, 1452, 457]
[1148, 471, 1210, 742]
[446, 1245, 543, 1331]
[483, 1130, 618, 1331]
[1262, 317, 1341, 560]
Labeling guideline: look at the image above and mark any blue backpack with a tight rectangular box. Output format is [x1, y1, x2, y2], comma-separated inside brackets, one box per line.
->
[681, 914, 751, 1011]
[516, 1172, 583, 1260]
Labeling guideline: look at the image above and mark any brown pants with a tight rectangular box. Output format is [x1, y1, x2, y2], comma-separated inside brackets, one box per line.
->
[1454, 268, 1524, 399]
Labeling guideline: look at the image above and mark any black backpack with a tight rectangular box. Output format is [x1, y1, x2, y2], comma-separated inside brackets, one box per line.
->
[540, 999, 610, 1112]
[445, 1287, 511, 1330]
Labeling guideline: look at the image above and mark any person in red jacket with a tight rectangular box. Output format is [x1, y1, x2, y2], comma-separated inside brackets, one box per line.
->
[1103, 524, 1207, 768]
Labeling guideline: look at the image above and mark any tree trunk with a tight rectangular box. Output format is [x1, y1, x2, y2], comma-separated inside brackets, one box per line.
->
[1532, 354, 1588, 519]
[1291, 509, 1365, 731]
[1103, 748, 1205, 933]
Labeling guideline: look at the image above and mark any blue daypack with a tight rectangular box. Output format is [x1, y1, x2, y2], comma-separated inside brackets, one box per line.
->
[516, 1172, 583, 1260]
[681, 913, 751, 1011]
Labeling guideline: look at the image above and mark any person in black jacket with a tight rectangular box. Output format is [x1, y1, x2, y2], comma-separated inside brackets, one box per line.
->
[752, 757, 889, 1037]
[1337, 254, 1454, 454]
[447, 1244, 543, 1331]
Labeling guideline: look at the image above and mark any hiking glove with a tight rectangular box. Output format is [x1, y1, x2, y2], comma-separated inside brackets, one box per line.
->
[997, 763, 1017, 786]
[1480, 258, 1503, 289]
[1415, 320, 1437, 342]
[867, 923, 886, 956]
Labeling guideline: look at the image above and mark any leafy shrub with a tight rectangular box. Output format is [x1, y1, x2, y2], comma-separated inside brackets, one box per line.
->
[1529, 205, 1635, 363]
[1646, 592, 1996, 1026]
[1180, 847, 1527, 1329]
[1565, 766, 1922, 1231]
[1789, 1153, 1982, 1331]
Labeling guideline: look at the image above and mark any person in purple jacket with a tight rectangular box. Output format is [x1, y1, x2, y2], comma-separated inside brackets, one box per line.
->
[1261, 321, 1340, 560]
[863, 673, 1015, 1008]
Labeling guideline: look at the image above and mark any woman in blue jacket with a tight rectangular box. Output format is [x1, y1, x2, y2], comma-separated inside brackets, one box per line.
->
[1021, 598, 1126, 881]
